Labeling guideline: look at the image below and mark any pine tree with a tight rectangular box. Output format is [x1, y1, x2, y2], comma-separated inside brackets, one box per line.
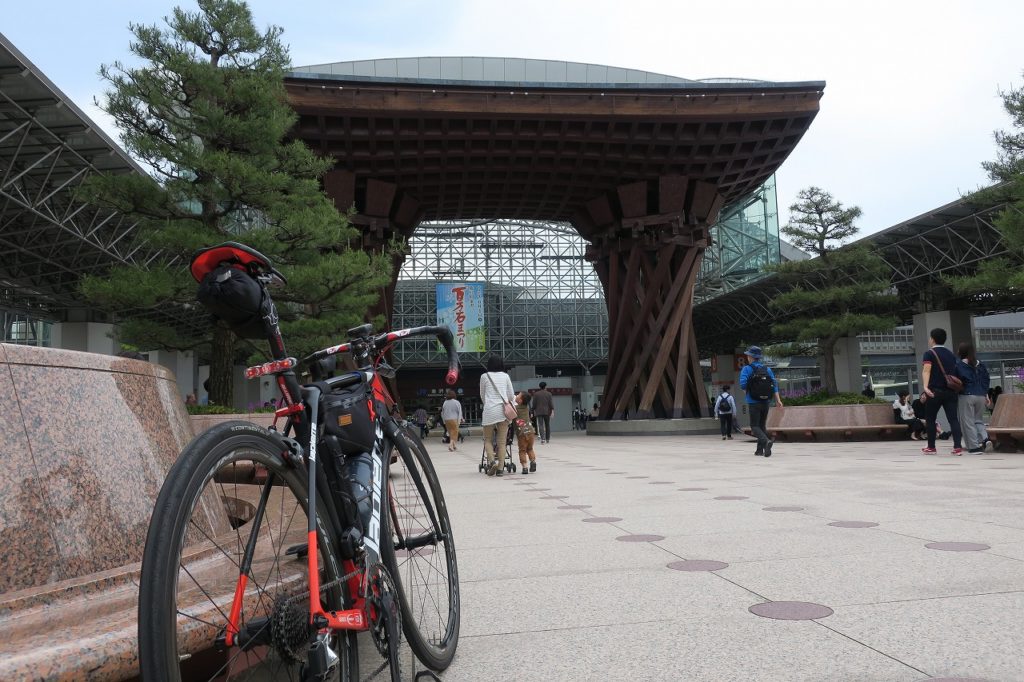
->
[81, 0, 393, 406]
[770, 187, 896, 395]
[949, 74, 1024, 296]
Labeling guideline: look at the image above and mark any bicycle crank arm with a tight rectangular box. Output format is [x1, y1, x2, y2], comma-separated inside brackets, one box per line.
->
[382, 592, 403, 682]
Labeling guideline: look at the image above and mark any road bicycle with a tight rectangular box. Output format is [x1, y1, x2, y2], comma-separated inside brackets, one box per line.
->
[138, 242, 461, 681]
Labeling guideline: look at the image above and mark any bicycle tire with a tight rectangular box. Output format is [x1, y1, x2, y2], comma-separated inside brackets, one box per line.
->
[380, 425, 461, 671]
[138, 421, 358, 681]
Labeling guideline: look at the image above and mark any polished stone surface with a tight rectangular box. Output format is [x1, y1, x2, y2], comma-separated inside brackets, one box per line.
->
[749, 600, 834, 620]
[0, 344, 193, 593]
[0, 344, 195, 680]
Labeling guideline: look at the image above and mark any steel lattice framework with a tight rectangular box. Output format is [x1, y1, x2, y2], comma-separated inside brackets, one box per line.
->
[0, 34, 151, 316]
[391, 219, 608, 368]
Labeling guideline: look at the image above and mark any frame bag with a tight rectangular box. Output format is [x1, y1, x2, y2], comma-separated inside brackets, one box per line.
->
[321, 376, 377, 456]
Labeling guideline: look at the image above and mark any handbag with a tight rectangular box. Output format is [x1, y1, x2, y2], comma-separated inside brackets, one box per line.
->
[485, 372, 518, 421]
[930, 349, 964, 393]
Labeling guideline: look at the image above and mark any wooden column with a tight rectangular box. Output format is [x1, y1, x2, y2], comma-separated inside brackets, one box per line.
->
[583, 177, 723, 421]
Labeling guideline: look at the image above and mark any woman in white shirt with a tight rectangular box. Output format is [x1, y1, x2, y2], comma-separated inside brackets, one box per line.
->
[893, 390, 925, 440]
[479, 355, 516, 476]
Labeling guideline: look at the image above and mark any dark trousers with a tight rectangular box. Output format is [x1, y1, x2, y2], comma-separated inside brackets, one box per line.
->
[719, 414, 733, 436]
[899, 417, 924, 436]
[748, 402, 771, 451]
[536, 415, 551, 442]
[925, 389, 962, 449]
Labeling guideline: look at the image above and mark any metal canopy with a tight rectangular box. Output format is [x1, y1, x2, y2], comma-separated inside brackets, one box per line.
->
[0, 32, 150, 318]
[691, 190, 1020, 352]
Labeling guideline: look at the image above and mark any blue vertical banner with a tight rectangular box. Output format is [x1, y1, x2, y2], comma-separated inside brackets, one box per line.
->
[436, 283, 485, 353]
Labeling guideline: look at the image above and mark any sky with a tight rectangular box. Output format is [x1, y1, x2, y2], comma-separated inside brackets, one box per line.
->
[4, 0, 1023, 236]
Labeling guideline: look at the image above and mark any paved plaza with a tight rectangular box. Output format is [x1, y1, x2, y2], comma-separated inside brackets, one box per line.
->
[417, 432, 1023, 681]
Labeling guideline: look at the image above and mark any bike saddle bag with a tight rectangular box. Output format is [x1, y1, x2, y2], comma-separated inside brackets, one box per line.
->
[319, 374, 376, 456]
[196, 265, 271, 339]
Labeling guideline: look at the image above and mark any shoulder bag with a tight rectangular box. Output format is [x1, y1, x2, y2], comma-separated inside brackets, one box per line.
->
[486, 372, 518, 421]
[930, 349, 964, 393]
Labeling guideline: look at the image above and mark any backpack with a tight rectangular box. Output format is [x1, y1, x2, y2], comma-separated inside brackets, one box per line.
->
[717, 395, 732, 414]
[746, 364, 774, 402]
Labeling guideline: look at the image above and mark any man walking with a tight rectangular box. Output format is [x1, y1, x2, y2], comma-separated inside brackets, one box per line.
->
[531, 382, 555, 444]
[738, 346, 783, 457]
[713, 385, 737, 440]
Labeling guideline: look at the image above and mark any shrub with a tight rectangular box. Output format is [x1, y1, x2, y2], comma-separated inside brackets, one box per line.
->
[781, 390, 886, 406]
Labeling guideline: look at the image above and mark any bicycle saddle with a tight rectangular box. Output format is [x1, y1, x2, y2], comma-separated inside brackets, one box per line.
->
[189, 242, 285, 284]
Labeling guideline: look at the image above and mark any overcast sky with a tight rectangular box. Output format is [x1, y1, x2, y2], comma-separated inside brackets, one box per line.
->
[5, 0, 1022, 236]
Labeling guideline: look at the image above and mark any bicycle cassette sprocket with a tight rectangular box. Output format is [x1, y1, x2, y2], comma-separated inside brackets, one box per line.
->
[271, 593, 312, 664]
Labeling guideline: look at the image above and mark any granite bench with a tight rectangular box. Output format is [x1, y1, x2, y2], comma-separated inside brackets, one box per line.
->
[760, 403, 903, 441]
[987, 393, 1024, 450]
[0, 344, 194, 681]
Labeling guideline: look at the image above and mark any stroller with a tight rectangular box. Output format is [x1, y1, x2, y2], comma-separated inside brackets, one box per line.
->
[478, 425, 516, 474]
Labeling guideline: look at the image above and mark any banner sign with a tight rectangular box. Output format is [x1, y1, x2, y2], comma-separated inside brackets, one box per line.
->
[436, 283, 485, 353]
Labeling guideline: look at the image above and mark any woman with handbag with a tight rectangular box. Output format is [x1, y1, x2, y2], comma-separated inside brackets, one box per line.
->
[919, 327, 964, 455]
[480, 354, 517, 476]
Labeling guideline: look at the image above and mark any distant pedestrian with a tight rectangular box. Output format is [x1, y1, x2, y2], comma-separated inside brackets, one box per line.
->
[738, 346, 783, 457]
[713, 386, 737, 440]
[413, 405, 429, 438]
[531, 382, 554, 443]
[513, 391, 537, 474]
[480, 355, 516, 477]
[185, 393, 198, 406]
[956, 341, 991, 453]
[893, 389, 924, 440]
[441, 389, 464, 452]
[920, 327, 963, 455]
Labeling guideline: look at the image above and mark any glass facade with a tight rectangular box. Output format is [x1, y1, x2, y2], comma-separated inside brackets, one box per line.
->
[2, 311, 52, 346]
[393, 220, 607, 368]
[695, 175, 781, 303]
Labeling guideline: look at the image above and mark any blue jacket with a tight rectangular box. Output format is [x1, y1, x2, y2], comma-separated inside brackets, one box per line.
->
[955, 360, 990, 396]
[738, 362, 779, 405]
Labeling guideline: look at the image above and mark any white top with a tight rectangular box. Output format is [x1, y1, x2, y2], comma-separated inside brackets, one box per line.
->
[441, 398, 463, 422]
[713, 392, 736, 416]
[479, 371, 516, 425]
[893, 397, 915, 421]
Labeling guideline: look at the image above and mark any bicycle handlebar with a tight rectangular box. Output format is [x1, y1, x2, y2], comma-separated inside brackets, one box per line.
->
[301, 325, 461, 385]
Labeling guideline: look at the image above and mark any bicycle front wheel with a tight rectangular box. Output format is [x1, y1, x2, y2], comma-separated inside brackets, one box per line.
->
[380, 425, 460, 671]
[138, 421, 358, 681]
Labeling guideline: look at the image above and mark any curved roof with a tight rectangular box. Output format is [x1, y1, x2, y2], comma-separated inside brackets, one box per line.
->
[290, 57, 779, 88]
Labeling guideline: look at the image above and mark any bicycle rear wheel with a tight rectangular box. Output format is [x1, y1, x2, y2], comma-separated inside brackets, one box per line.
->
[138, 421, 358, 681]
[380, 426, 460, 671]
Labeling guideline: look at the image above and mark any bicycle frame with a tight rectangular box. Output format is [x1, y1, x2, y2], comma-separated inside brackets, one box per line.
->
[224, 327, 456, 648]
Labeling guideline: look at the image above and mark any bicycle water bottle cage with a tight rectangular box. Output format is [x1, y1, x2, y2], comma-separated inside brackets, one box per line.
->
[189, 242, 287, 285]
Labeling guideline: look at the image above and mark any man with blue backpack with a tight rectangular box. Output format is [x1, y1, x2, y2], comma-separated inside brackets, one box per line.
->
[738, 345, 784, 457]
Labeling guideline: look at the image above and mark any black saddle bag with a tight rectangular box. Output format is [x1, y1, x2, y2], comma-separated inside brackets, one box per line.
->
[196, 265, 272, 338]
